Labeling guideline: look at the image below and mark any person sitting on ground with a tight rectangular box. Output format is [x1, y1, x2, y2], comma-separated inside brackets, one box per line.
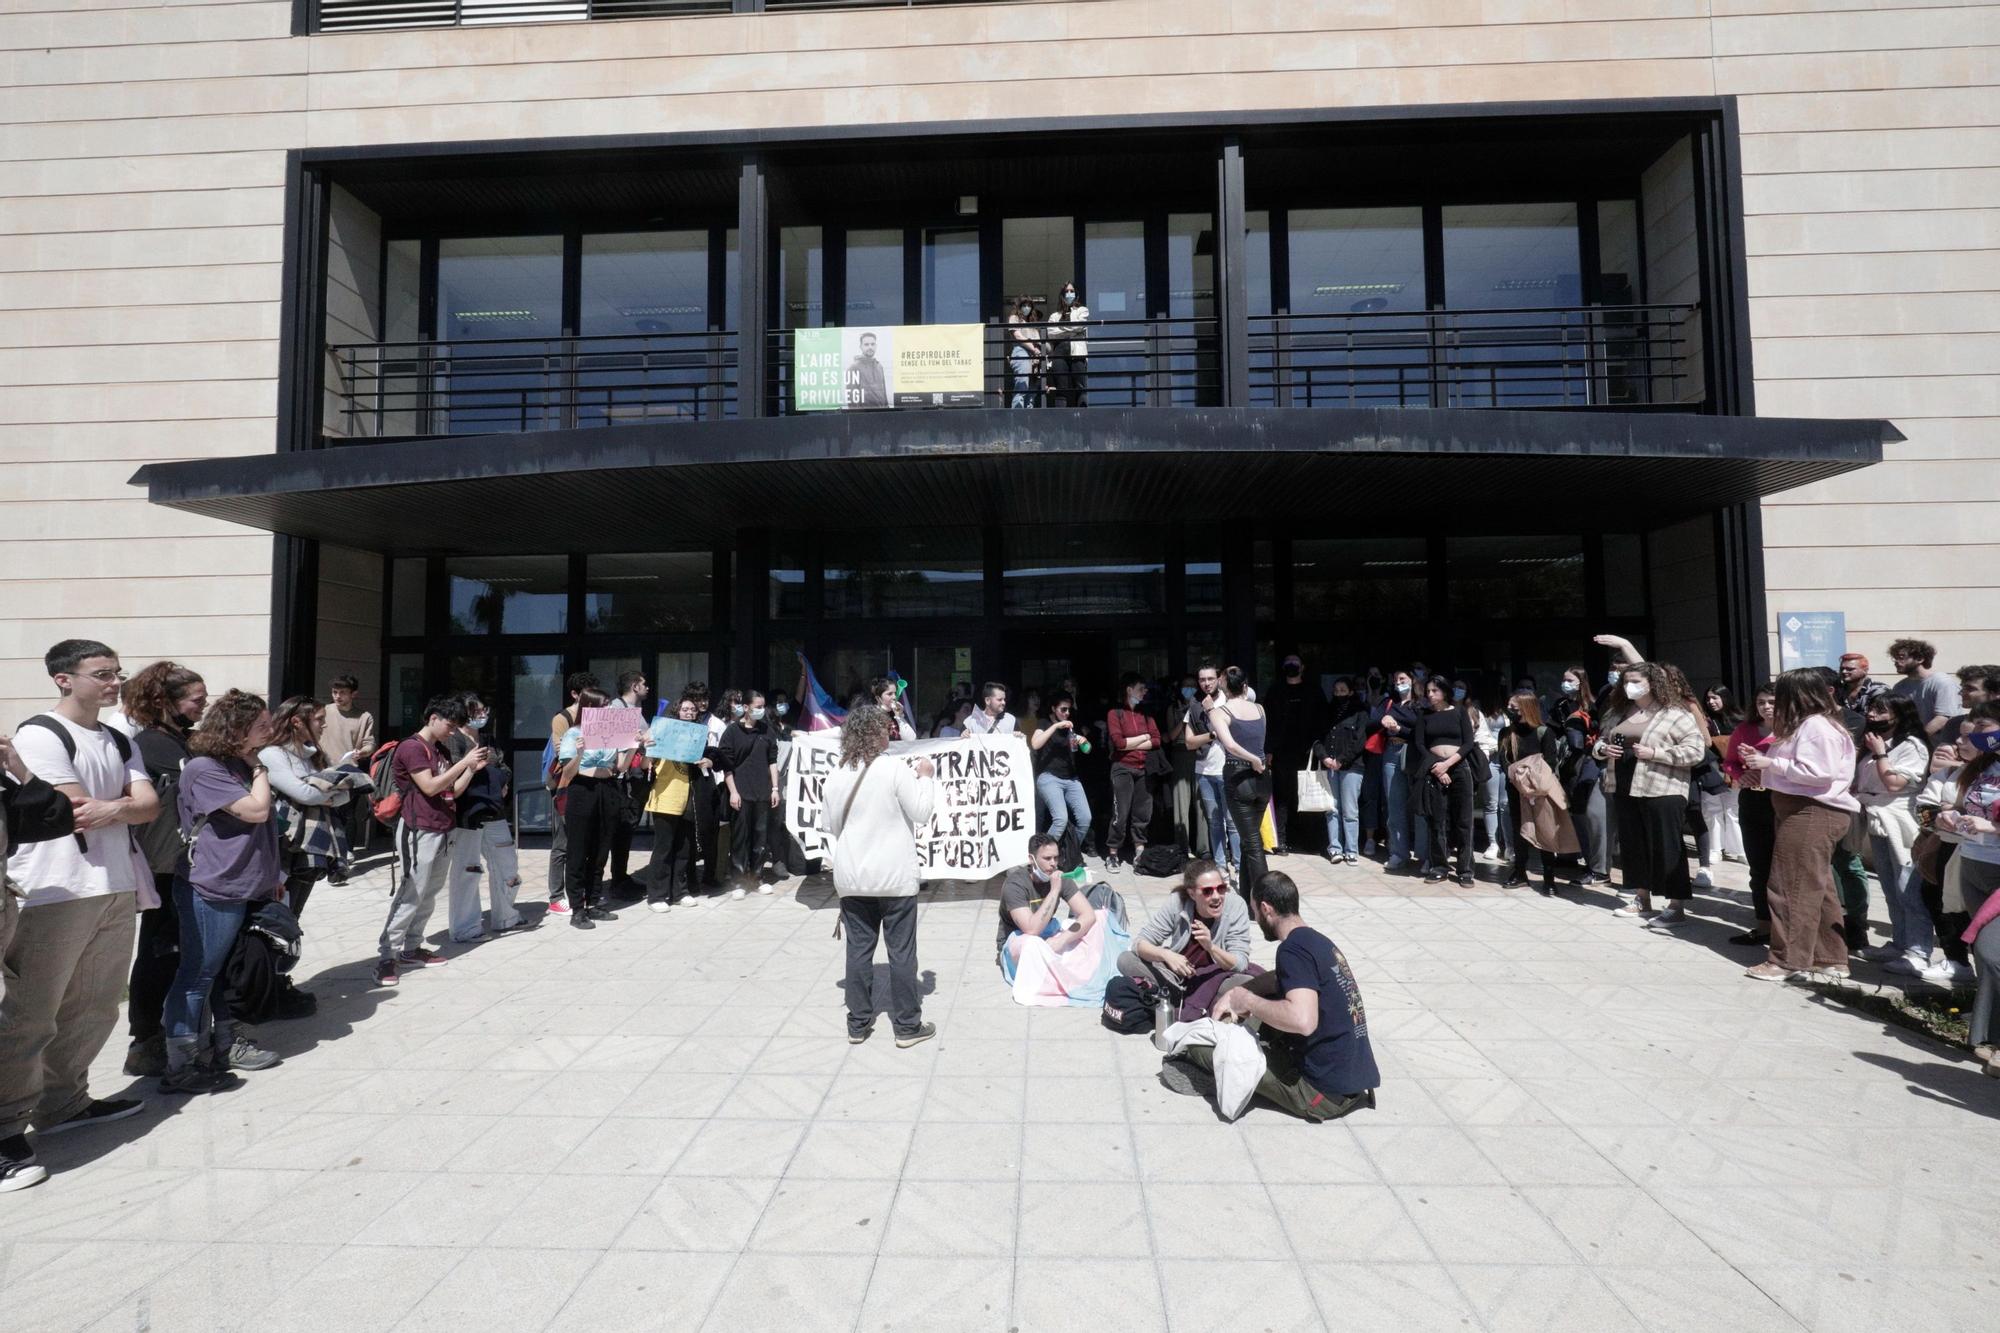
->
[1119, 858, 1260, 1024]
[997, 833, 1097, 965]
[1158, 870, 1379, 1122]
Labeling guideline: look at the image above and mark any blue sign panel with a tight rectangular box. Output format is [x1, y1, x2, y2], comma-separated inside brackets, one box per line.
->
[1777, 611, 1846, 672]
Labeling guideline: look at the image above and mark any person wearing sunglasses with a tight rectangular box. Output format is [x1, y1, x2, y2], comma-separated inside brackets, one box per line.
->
[1118, 859, 1260, 1030]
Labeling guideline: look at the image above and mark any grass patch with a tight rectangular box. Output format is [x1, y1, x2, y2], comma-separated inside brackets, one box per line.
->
[1799, 974, 1975, 1048]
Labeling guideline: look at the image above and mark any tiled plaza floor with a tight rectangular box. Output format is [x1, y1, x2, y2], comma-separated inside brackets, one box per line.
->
[6, 847, 2000, 1331]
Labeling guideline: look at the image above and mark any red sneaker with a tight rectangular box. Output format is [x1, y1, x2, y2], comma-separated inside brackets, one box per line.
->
[373, 959, 399, 987]
[395, 948, 448, 967]
[546, 899, 571, 916]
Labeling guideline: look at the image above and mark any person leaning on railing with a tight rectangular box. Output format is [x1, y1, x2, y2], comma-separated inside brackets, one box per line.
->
[1006, 298, 1045, 408]
[1044, 280, 1090, 407]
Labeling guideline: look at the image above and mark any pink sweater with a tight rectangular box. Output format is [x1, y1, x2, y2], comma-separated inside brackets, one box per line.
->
[1761, 714, 1859, 813]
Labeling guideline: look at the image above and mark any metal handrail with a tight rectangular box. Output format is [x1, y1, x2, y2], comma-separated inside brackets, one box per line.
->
[1247, 302, 1698, 410]
[329, 328, 738, 438]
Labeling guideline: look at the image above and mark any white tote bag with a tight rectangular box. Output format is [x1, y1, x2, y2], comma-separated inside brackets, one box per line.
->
[1295, 768, 1334, 814]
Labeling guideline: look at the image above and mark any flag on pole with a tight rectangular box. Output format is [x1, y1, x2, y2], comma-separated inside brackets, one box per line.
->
[798, 652, 848, 732]
[891, 671, 918, 736]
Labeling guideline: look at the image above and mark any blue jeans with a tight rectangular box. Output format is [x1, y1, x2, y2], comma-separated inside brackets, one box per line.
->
[162, 876, 248, 1069]
[1382, 742, 1411, 866]
[1483, 756, 1510, 858]
[1198, 773, 1238, 866]
[1036, 772, 1092, 847]
[1870, 830, 1934, 959]
[1010, 348, 1038, 407]
[1323, 767, 1364, 856]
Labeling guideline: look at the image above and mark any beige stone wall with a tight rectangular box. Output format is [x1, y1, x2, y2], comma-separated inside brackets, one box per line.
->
[3, 0, 1995, 723]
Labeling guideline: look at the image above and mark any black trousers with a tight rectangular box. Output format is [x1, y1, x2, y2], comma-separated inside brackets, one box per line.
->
[646, 814, 696, 903]
[730, 799, 773, 880]
[1108, 766, 1153, 856]
[841, 893, 922, 1037]
[563, 776, 618, 908]
[697, 782, 729, 887]
[1224, 762, 1269, 903]
[128, 872, 180, 1041]
[1506, 785, 1555, 886]
[609, 775, 646, 882]
[1738, 787, 1775, 922]
[1419, 772, 1475, 881]
[1612, 790, 1692, 900]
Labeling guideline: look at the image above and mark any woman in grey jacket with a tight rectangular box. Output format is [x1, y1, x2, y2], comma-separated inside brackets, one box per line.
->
[1118, 859, 1261, 1021]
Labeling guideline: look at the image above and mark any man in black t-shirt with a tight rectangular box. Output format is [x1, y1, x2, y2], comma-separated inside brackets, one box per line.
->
[715, 692, 780, 897]
[995, 834, 1096, 965]
[1163, 870, 1379, 1121]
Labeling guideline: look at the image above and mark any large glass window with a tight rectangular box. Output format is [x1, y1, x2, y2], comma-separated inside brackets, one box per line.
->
[844, 228, 904, 325]
[1004, 527, 1164, 617]
[824, 529, 983, 619]
[436, 236, 565, 433]
[448, 555, 568, 634]
[586, 552, 712, 632]
[1292, 538, 1428, 621]
[1442, 202, 1583, 407]
[390, 556, 427, 637]
[1167, 212, 1218, 406]
[1002, 216, 1071, 308]
[769, 537, 808, 618]
[1592, 198, 1651, 405]
[923, 227, 980, 324]
[511, 654, 562, 737]
[577, 230, 720, 425]
[1446, 536, 1585, 619]
[1084, 220, 1146, 406]
[386, 653, 426, 733]
[779, 226, 825, 328]
[1288, 207, 1428, 408]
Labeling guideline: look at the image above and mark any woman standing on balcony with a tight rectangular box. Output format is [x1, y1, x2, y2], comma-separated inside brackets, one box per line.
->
[1045, 280, 1090, 407]
[1007, 298, 1045, 408]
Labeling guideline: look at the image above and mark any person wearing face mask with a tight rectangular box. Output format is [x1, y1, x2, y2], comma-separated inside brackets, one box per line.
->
[1467, 682, 1508, 865]
[1722, 685, 1778, 947]
[644, 694, 712, 912]
[1006, 297, 1045, 408]
[1031, 693, 1093, 854]
[1314, 678, 1368, 865]
[1552, 666, 1610, 886]
[1365, 670, 1420, 872]
[716, 690, 782, 898]
[1736, 669, 1860, 981]
[998, 834, 1098, 967]
[1695, 685, 1747, 889]
[1917, 703, 2000, 987]
[441, 692, 526, 942]
[1851, 693, 1938, 978]
[1594, 663, 1705, 923]
[1268, 654, 1330, 858]
[1045, 280, 1090, 407]
[1105, 674, 1162, 871]
[1497, 692, 1564, 893]
[1410, 678, 1476, 885]
[702, 688, 741, 891]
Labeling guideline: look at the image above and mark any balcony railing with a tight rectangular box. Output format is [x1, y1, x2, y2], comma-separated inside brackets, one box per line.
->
[1248, 303, 1698, 411]
[330, 330, 738, 439]
[766, 318, 1223, 415]
[313, 0, 1029, 34]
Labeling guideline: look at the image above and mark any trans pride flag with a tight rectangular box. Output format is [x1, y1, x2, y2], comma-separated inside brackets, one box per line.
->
[797, 653, 847, 732]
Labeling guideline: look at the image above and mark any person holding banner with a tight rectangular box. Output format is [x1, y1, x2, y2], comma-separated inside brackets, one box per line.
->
[822, 705, 938, 1049]
[556, 687, 649, 930]
[642, 695, 709, 912]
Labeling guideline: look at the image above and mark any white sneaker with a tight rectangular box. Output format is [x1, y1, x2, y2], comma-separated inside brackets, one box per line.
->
[648, 901, 671, 914]
[1692, 869, 1714, 889]
[1612, 901, 1655, 919]
[729, 886, 747, 900]
[1939, 960, 1977, 987]
[1653, 903, 1688, 925]
[1815, 964, 1852, 980]
[757, 884, 774, 896]
[675, 895, 700, 908]
[1881, 953, 1925, 976]
[1924, 960, 1961, 986]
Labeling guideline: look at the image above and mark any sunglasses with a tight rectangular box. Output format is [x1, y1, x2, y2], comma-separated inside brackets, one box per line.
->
[1194, 884, 1228, 896]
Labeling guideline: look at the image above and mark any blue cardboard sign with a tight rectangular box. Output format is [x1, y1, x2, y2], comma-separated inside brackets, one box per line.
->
[647, 717, 709, 763]
[1777, 611, 1846, 672]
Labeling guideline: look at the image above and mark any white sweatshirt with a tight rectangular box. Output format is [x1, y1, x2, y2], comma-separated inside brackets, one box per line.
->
[821, 757, 936, 898]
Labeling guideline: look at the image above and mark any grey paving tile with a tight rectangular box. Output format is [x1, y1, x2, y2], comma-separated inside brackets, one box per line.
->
[858, 1256, 1013, 1331]
[879, 1179, 1019, 1257]
[393, 1247, 595, 1332]
[612, 1175, 776, 1252]
[746, 1176, 897, 1254]
[545, 1251, 734, 1331]
[699, 1251, 871, 1332]
[1012, 1257, 1164, 1333]
[1158, 1258, 1324, 1331]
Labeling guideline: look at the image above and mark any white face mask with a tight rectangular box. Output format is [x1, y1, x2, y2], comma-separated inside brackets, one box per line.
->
[1623, 681, 1648, 702]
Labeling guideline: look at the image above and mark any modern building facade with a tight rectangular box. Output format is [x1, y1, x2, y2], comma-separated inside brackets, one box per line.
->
[5, 1, 1991, 832]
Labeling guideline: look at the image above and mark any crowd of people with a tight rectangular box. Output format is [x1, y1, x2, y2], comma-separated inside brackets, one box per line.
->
[4, 627, 1997, 1191]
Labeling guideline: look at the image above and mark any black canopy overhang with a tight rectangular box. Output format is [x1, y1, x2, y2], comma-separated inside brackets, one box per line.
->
[131, 407, 1893, 556]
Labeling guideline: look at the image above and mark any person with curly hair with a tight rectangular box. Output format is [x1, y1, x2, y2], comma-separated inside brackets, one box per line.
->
[822, 705, 938, 1048]
[163, 689, 280, 1093]
[1594, 661, 1706, 924]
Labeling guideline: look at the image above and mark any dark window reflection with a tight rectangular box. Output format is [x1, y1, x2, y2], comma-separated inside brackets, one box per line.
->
[1441, 203, 1583, 407]
[824, 529, 983, 618]
[1292, 538, 1428, 621]
[448, 555, 568, 634]
[1447, 536, 1585, 619]
[586, 552, 713, 632]
[1005, 527, 1164, 616]
[436, 236, 564, 433]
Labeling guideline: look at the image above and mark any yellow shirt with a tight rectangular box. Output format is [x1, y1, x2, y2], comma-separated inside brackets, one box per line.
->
[645, 759, 693, 816]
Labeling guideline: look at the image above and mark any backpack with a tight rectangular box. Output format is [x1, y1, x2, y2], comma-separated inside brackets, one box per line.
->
[19, 714, 136, 858]
[1101, 973, 1159, 1035]
[222, 900, 302, 1025]
[1133, 842, 1188, 878]
[366, 740, 403, 827]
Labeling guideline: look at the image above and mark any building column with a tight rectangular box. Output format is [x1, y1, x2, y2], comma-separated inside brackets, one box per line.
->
[737, 155, 769, 418]
[1214, 137, 1249, 407]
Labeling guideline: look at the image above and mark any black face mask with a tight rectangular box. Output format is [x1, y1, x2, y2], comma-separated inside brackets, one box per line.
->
[1867, 719, 1894, 734]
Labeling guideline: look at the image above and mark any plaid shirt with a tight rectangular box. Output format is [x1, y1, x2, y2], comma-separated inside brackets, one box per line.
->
[1596, 707, 1706, 798]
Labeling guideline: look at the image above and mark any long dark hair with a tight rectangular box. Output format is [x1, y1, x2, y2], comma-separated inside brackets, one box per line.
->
[1771, 667, 1842, 739]
[270, 695, 326, 769]
[1704, 684, 1744, 732]
[1867, 692, 1926, 751]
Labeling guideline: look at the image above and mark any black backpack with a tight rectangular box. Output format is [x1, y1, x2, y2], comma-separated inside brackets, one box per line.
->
[1133, 843, 1188, 878]
[18, 714, 140, 860]
[1101, 973, 1159, 1035]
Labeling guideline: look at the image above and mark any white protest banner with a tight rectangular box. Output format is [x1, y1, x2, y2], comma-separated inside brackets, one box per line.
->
[784, 731, 1032, 880]
[580, 706, 649, 751]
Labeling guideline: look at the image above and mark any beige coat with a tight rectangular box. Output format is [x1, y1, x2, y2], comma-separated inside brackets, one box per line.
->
[1507, 753, 1581, 855]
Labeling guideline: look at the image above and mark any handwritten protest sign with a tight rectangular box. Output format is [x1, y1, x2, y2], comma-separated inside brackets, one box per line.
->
[580, 706, 649, 752]
[784, 731, 1031, 880]
[647, 717, 709, 763]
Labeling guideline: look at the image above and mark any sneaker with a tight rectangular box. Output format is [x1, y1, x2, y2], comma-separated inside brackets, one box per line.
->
[1384, 858, 1407, 873]
[674, 895, 699, 908]
[123, 1034, 166, 1078]
[226, 1036, 282, 1072]
[374, 958, 399, 987]
[570, 913, 595, 930]
[1815, 964, 1852, 981]
[1579, 872, 1612, 887]
[158, 1065, 230, 1096]
[1612, 902, 1655, 919]
[1728, 929, 1771, 947]
[1157, 1056, 1216, 1100]
[395, 948, 448, 967]
[1859, 943, 1902, 963]
[1360, 838, 1376, 857]
[1881, 953, 1926, 977]
[648, 900, 671, 913]
[492, 917, 536, 936]
[1744, 962, 1801, 982]
[587, 906, 619, 921]
[39, 1097, 144, 1135]
[0, 1135, 47, 1193]
[546, 898, 571, 916]
[1936, 959, 1977, 987]
[1344, 853, 1358, 865]
[1504, 876, 1530, 889]
[757, 883, 774, 896]
[848, 1025, 873, 1045]
[894, 1022, 937, 1049]
[1693, 869, 1715, 889]
[1653, 903, 1689, 925]
[729, 886, 747, 900]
